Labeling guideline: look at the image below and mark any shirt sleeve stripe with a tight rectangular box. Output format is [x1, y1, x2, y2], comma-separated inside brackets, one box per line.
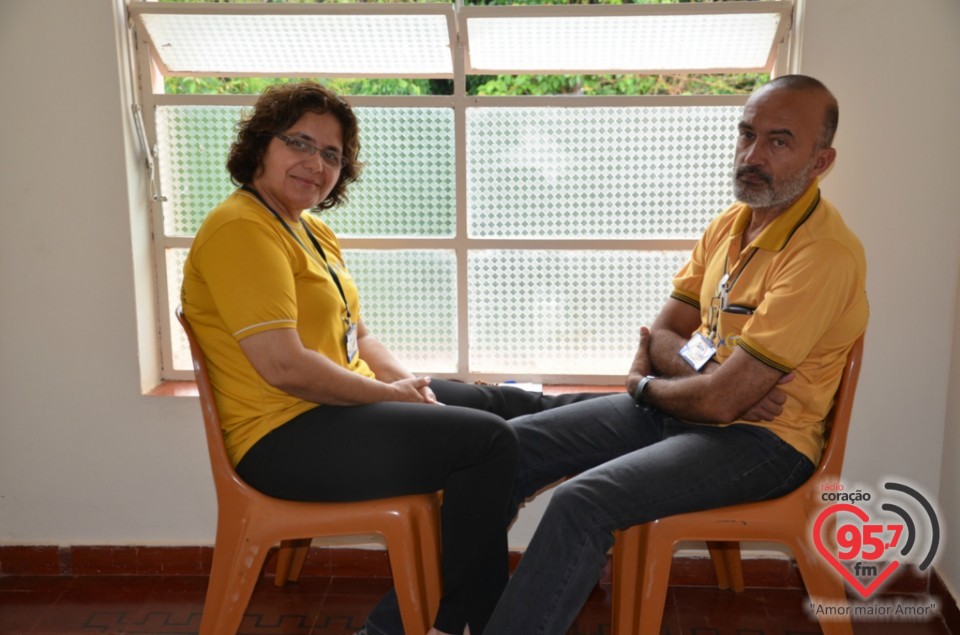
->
[670, 289, 700, 310]
[232, 319, 297, 338]
[737, 339, 793, 374]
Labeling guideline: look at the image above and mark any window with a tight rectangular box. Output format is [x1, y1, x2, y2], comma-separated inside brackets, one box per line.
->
[128, 0, 794, 384]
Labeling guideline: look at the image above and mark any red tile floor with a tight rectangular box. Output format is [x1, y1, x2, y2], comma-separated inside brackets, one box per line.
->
[1, 571, 953, 635]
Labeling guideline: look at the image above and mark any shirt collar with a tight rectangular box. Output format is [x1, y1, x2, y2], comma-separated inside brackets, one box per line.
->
[731, 179, 822, 252]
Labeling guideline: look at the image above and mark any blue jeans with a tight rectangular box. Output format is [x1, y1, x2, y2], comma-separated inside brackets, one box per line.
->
[484, 393, 815, 635]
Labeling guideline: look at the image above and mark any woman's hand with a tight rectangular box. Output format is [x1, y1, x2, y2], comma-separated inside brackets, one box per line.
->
[390, 377, 440, 404]
[359, 320, 443, 405]
[418, 383, 442, 405]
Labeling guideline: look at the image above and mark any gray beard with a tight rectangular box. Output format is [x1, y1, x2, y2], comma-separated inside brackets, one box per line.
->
[733, 163, 813, 210]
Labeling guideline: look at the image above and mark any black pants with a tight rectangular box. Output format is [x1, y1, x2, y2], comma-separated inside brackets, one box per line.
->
[236, 380, 597, 635]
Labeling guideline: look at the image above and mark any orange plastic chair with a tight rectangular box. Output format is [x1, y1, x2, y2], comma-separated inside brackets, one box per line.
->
[612, 334, 864, 635]
[176, 307, 443, 635]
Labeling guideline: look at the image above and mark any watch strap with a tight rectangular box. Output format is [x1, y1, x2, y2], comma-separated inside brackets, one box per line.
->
[633, 374, 656, 405]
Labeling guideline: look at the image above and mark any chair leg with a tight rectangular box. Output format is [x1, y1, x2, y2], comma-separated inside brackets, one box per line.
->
[386, 533, 431, 635]
[636, 524, 673, 635]
[289, 540, 310, 581]
[707, 541, 732, 590]
[274, 540, 295, 587]
[612, 528, 642, 635]
[707, 541, 745, 592]
[792, 540, 854, 635]
[722, 542, 744, 592]
[275, 538, 311, 587]
[200, 518, 270, 635]
[413, 496, 443, 624]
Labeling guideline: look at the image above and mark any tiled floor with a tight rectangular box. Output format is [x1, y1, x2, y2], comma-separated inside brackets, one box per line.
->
[0, 573, 952, 635]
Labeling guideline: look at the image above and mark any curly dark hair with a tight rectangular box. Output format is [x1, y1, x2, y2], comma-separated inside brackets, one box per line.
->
[227, 82, 363, 211]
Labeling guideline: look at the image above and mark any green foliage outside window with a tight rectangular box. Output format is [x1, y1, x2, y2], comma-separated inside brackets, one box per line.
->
[158, 0, 767, 97]
[166, 77, 438, 96]
[165, 74, 768, 97]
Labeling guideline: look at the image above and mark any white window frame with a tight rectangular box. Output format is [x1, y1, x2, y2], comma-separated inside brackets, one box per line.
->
[127, 0, 796, 385]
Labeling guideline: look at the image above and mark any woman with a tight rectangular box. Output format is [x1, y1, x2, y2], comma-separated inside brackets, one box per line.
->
[181, 81, 586, 635]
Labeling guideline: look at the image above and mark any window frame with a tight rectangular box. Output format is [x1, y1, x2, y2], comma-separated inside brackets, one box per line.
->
[128, 0, 796, 385]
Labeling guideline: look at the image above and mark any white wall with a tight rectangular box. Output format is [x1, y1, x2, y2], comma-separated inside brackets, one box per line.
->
[1, 0, 957, 592]
[0, 0, 216, 545]
[794, 0, 960, 594]
[799, 0, 960, 492]
[942, 255, 960, 600]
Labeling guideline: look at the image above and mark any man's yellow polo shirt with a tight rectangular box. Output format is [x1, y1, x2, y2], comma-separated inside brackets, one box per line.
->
[671, 181, 868, 464]
[181, 189, 376, 466]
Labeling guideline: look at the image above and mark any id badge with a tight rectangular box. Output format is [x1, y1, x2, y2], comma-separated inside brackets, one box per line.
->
[345, 322, 359, 363]
[680, 332, 717, 371]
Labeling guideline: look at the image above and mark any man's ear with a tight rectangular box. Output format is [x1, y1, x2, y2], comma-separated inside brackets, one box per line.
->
[811, 147, 837, 178]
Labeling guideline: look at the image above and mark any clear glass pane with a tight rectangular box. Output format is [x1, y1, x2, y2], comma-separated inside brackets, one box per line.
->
[140, 13, 453, 76]
[467, 105, 739, 239]
[329, 108, 456, 237]
[465, 12, 781, 73]
[468, 250, 690, 375]
[166, 248, 192, 372]
[346, 250, 458, 373]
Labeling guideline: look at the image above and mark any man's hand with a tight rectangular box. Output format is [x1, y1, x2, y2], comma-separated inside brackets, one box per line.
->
[739, 372, 794, 422]
[625, 298, 790, 423]
[625, 326, 653, 396]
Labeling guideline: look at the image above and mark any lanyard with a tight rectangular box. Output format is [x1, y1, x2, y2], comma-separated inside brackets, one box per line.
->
[708, 246, 758, 340]
[719, 247, 758, 307]
[241, 185, 352, 322]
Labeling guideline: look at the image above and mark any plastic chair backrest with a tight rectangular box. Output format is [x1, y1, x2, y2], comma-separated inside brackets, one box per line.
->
[809, 333, 864, 484]
[175, 307, 249, 499]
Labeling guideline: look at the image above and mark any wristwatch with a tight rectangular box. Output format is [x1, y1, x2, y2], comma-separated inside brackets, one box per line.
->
[633, 375, 656, 406]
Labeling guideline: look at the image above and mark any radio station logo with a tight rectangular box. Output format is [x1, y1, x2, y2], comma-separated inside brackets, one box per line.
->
[808, 478, 943, 621]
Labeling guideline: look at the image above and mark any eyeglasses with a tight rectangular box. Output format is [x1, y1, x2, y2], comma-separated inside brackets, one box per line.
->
[275, 133, 348, 170]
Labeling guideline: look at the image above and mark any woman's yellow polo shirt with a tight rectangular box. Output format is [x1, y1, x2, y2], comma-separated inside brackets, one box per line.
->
[181, 189, 375, 466]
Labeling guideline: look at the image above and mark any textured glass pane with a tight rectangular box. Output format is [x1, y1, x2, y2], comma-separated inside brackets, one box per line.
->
[169, 248, 457, 373]
[157, 106, 240, 237]
[467, 106, 739, 239]
[346, 250, 458, 373]
[469, 250, 690, 375]
[157, 105, 455, 238]
[140, 13, 453, 76]
[466, 12, 781, 73]
[166, 248, 192, 372]
[330, 108, 456, 237]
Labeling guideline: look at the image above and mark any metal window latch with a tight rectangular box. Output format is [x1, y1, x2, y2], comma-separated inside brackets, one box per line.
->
[131, 104, 167, 203]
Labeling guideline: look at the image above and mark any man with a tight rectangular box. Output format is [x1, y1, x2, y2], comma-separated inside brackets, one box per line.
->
[483, 74, 868, 634]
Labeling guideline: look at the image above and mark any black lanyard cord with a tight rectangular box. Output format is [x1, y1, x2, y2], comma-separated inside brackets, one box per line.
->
[722, 247, 759, 295]
[241, 185, 352, 321]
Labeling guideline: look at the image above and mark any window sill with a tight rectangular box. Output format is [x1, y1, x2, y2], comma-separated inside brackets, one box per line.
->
[147, 380, 624, 398]
[147, 381, 200, 397]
